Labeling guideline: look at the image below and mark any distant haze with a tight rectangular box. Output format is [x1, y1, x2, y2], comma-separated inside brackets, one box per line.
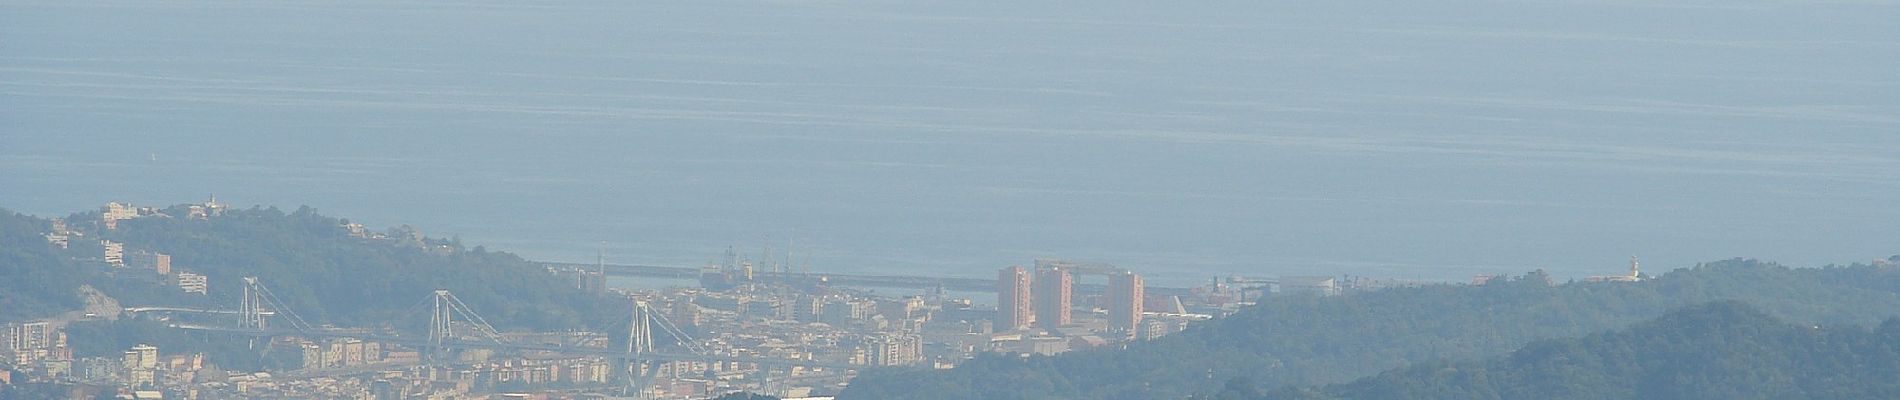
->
[4, 0, 1896, 286]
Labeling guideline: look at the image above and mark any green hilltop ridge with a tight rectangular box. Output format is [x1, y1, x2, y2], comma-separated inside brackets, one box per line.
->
[840, 259, 1900, 400]
[0, 204, 623, 369]
[1239, 301, 1900, 400]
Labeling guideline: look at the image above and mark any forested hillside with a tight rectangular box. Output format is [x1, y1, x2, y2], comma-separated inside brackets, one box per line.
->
[1238, 302, 1900, 400]
[2, 205, 621, 331]
[841, 260, 1900, 400]
[0, 209, 90, 322]
[91, 205, 615, 331]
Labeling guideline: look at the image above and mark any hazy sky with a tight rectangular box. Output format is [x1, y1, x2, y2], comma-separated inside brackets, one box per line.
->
[4, 0, 1897, 286]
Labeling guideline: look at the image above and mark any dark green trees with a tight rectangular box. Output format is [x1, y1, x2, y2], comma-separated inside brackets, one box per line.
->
[840, 261, 1900, 400]
[1262, 302, 1900, 400]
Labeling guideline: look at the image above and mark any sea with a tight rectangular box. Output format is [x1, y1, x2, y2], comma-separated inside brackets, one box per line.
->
[4, 0, 1898, 288]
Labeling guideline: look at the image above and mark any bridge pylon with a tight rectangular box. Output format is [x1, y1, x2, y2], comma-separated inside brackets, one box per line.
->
[423, 289, 506, 362]
[621, 299, 707, 397]
[236, 277, 313, 333]
[629, 301, 654, 355]
[240, 277, 265, 330]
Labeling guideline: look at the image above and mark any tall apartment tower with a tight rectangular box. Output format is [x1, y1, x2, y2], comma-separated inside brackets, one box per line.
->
[1108, 271, 1144, 336]
[996, 266, 1034, 330]
[1033, 266, 1072, 329]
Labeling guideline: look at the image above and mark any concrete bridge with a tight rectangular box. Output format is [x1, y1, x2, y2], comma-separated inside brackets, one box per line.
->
[171, 323, 858, 370]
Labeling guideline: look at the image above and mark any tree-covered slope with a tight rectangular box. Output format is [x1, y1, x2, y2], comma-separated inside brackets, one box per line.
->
[4, 203, 630, 371]
[841, 260, 1900, 400]
[91, 205, 616, 331]
[3, 204, 619, 332]
[1244, 302, 1900, 400]
[0, 209, 90, 322]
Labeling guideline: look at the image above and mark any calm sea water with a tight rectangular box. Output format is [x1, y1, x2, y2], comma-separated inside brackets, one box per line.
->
[4, 0, 1897, 287]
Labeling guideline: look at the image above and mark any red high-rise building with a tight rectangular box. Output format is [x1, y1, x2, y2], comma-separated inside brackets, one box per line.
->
[1108, 271, 1144, 336]
[997, 266, 1034, 330]
[1033, 266, 1072, 329]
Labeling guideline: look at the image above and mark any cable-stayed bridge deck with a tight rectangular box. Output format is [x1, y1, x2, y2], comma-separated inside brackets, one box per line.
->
[168, 323, 856, 370]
